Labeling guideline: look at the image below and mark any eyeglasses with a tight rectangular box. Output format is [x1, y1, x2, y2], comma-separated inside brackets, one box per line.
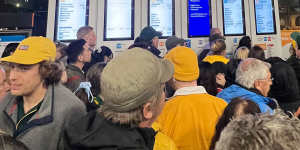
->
[257, 77, 273, 82]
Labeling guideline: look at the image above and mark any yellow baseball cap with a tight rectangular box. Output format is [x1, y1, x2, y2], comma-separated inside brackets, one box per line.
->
[1, 36, 56, 64]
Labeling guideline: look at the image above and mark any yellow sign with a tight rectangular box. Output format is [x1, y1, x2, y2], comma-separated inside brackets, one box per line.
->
[281, 30, 300, 46]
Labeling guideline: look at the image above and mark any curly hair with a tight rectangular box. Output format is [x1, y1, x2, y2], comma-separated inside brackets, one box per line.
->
[215, 110, 300, 150]
[39, 61, 63, 87]
[86, 62, 107, 96]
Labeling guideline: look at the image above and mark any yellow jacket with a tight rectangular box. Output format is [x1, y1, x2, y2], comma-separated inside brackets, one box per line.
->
[157, 86, 227, 150]
[152, 122, 178, 150]
[203, 55, 229, 64]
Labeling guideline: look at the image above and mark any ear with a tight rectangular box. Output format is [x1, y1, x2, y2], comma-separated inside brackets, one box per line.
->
[78, 55, 83, 62]
[254, 80, 262, 91]
[143, 102, 153, 120]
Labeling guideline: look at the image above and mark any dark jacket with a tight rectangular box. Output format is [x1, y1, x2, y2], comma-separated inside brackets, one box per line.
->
[64, 110, 156, 150]
[129, 41, 161, 58]
[287, 55, 300, 91]
[198, 49, 210, 61]
[83, 50, 105, 73]
[0, 84, 86, 150]
[65, 64, 85, 92]
[267, 57, 300, 113]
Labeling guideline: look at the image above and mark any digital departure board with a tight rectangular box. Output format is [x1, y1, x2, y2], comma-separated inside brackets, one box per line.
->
[222, 0, 245, 35]
[55, 0, 89, 41]
[104, 0, 134, 41]
[255, 0, 276, 34]
[187, 0, 211, 37]
[149, 0, 174, 37]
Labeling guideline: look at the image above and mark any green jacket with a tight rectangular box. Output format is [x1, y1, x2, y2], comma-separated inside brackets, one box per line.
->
[0, 84, 86, 150]
[65, 64, 85, 92]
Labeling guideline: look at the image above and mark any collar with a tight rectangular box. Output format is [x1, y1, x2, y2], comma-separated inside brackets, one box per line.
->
[173, 86, 207, 97]
[67, 64, 84, 74]
[3, 85, 54, 136]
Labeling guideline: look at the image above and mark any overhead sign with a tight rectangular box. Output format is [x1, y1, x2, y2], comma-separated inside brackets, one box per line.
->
[255, 0, 276, 34]
[223, 0, 245, 35]
[188, 0, 211, 37]
[149, 0, 174, 37]
[104, 0, 134, 40]
[55, 0, 89, 41]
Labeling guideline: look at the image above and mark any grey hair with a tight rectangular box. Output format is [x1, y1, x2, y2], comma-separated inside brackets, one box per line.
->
[235, 58, 271, 89]
[76, 26, 94, 39]
[215, 110, 300, 150]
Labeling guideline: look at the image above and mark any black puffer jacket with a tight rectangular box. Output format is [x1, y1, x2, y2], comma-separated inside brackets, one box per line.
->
[64, 110, 156, 150]
[287, 55, 300, 90]
[268, 57, 300, 113]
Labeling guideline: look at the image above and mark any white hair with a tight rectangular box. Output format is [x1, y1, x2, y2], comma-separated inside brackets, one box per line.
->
[235, 58, 271, 89]
[215, 110, 300, 150]
[76, 26, 93, 39]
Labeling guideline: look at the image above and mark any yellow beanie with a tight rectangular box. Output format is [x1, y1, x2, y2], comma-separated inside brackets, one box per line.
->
[164, 46, 199, 81]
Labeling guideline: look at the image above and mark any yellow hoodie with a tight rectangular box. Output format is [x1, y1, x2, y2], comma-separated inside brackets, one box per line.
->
[152, 122, 178, 150]
[157, 86, 227, 150]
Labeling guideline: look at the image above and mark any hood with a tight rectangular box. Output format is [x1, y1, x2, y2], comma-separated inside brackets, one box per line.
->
[65, 110, 156, 150]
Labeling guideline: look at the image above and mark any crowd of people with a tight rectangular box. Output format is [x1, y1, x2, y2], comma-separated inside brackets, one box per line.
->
[0, 25, 299, 150]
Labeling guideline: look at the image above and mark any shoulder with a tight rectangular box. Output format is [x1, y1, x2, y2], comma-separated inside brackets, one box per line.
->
[53, 84, 86, 109]
[287, 56, 298, 64]
[203, 55, 213, 62]
[215, 55, 229, 64]
[166, 94, 227, 107]
[154, 131, 178, 150]
[217, 85, 239, 97]
[0, 94, 16, 111]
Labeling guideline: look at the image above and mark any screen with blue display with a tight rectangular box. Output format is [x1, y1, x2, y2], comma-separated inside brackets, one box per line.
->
[255, 0, 276, 34]
[55, 0, 89, 41]
[0, 35, 26, 42]
[188, 0, 211, 37]
[223, 0, 245, 35]
[149, 0, 174, 37]
[104, 0, 134, 40]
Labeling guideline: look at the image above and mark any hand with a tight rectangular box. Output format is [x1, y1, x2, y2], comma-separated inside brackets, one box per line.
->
[216, 73, 226, 87]
[294, 106, 300, 117]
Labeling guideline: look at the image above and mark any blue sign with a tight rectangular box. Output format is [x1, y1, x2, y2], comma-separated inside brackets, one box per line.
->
[185, 39, 191, 48]
[0, 35, 26, 42]
[233, 38, 238, 44]
[188, 0, 211, 37]
[116, 43, 122, 49]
